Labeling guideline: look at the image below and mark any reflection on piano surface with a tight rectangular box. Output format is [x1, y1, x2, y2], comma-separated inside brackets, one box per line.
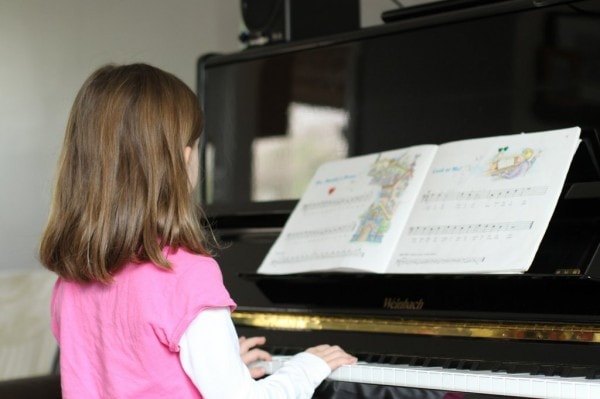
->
[197, 0, 600, 397]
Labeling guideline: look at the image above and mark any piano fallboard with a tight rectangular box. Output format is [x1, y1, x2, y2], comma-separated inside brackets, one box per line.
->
[243, 273, 600, 322]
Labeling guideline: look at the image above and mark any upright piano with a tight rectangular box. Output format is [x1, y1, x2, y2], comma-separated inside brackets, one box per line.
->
[197, 0, 600, 397]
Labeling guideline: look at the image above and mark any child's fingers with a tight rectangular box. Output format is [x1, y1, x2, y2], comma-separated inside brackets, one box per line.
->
[306, 344, 357, 370]
[248, 366, 267, 379]
[241, 348, 272, 365]
[238, 336, 267, 354]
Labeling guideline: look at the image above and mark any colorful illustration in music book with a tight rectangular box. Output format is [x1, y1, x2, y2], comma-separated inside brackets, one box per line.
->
[257, 127, 581, 275]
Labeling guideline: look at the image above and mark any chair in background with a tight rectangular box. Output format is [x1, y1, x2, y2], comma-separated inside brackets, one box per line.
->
[0, 270, 57, 380]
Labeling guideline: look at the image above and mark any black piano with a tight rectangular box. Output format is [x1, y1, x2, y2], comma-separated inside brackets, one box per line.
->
[197, 1, 600, 397]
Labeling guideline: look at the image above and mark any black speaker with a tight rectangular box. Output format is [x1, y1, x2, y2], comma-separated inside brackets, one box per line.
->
[240, 0, 360, 45]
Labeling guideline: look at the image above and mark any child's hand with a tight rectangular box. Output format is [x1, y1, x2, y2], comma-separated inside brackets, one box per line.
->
[239, 336, 272, 379]
[305, 344, 357, 371]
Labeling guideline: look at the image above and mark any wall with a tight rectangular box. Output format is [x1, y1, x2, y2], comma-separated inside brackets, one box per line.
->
[0, 3, 243, 380]
[0, 0, 391, 274]
[0, 0, 240, 273]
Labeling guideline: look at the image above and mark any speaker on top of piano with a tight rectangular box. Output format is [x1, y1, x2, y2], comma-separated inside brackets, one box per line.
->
[240, 0, 360, 46]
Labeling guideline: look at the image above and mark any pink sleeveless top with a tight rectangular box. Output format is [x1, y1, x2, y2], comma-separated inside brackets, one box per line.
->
[51, 248, 236, 398]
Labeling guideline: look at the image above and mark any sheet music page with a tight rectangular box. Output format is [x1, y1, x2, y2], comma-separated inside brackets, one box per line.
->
[387, 127, 581, 274]
[257, 145, 438, 274]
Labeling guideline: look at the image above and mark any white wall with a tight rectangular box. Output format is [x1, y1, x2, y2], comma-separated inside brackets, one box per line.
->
[0, 0, 242, 273]
[0, 0, 391, 274]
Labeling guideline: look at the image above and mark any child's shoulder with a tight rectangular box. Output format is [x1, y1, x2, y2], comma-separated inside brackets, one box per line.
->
[166, 246, 214, 262]
[166, 247, 220, 276]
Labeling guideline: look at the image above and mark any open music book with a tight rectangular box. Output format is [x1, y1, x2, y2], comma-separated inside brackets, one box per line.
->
[257, 127, 581, 275]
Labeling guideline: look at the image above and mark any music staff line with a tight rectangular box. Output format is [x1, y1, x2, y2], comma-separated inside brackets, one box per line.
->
[395, 256, 486, 265]
[302, 193, 372, 212]
[271, 248, 365, 265]
[286, 222, 356, 240]
[420, 186, 549, 203]
[407, 221, 533, 236]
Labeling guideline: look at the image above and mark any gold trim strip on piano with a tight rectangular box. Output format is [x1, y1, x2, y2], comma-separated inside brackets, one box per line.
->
[231, 311, 600, 343]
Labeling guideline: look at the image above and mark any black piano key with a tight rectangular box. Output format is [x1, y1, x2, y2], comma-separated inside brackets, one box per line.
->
[503, 362, 517, 373]
[513, 363, 535, 375]
[538, 364, 557, 376]
[553, 365, 566, 377]
[419, 357, 432, 367]
[459, 360, 475, 370]
[485, 361, 503, 372]
[355, 353, 370, 362]
[421, 357, 432, 367]
[375, 354, 388, 363]
[587, 368, 600, 380]
[385, 354, 405, 365]
[427, 357, 447, 368]
[563, 366, 588, 378]
[529, 364, 541, 375]
[467, 361, 480, 371]
[386, 355, 398, 364]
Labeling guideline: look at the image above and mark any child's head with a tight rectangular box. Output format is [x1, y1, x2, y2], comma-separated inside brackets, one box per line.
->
[40, 63, 211, 283]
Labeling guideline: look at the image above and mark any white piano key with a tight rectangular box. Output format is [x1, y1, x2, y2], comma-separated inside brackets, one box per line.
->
[547, 380, 561, 397]
[395, 366, 407, 387]
[589, 380, 600, 399]
[261, 357, 600, 399]
[406, 368, 419, 386]
[383, 366, 395, 385]
[429, 370, 444, 390]
[441, 371, 454, 390]
[491, 374, 506, 395]
[505, 376, 520, 396]
[453, 371, 467, 391]
[466, 374, 478, 391]
[372, 364, 384, 385]
[516, 376, 533, 397]
[479, 374, 493, 393]
[561, 380, 577, 399]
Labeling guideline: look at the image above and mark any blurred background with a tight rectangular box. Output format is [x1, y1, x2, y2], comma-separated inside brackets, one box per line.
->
[0, 0, 393, 380]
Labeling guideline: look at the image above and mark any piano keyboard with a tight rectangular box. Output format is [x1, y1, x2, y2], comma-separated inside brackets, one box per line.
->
[256, 356, 600, 399]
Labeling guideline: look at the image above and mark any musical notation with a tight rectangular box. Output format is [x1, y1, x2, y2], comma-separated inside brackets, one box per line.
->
[302, 193, 372, 212]
[395, 256, 486, 265]
[286, 223, 356, 240]
[420, 186, 548, 203]
[407, 221, 533, 236]
[271, 248, 365, 265]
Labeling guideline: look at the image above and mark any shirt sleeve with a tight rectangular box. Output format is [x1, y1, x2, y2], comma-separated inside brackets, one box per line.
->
[179, 308, 331, 399]
[167, 256, 236, 352]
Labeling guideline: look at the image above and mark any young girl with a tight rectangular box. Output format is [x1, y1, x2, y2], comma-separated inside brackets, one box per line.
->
[39, 63, 356, 398]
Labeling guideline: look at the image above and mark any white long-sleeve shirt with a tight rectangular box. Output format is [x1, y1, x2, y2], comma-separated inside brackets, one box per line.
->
[179, 308, 331, 399]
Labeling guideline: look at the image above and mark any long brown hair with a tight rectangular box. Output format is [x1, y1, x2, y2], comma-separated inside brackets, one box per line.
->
[40, 63, 211, 283]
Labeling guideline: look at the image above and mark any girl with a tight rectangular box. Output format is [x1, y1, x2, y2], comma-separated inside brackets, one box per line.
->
[39, 63, 356, 398]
